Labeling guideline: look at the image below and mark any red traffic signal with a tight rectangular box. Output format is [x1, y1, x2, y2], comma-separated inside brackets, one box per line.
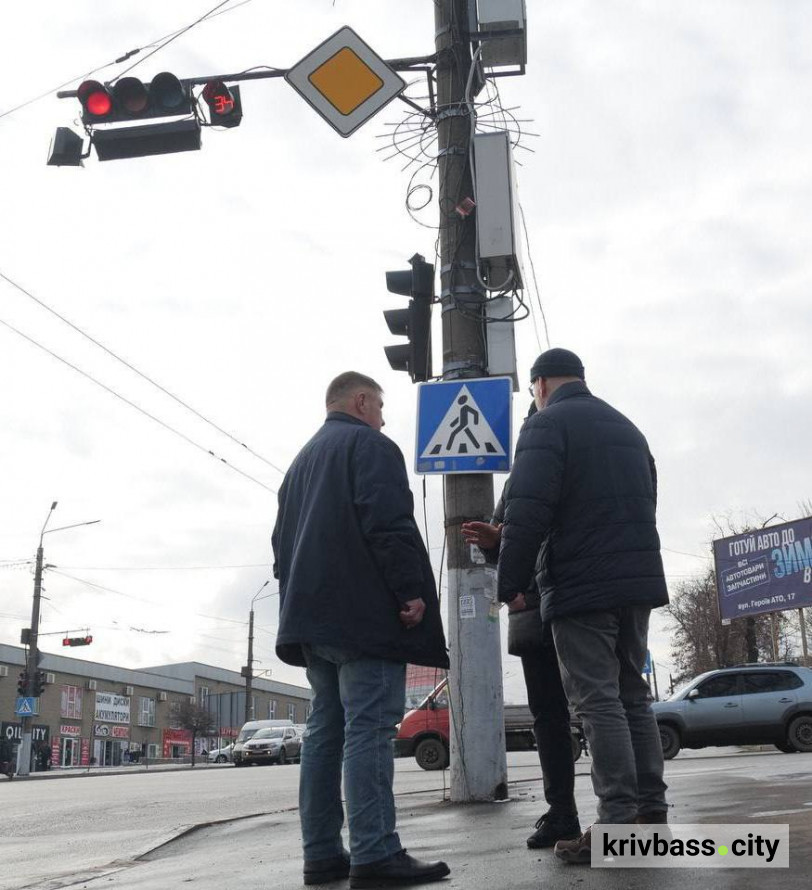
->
[77, 73, 192, 124]
[62, 635, 93, 647]
[202, 81, 243, 128]
[78, 80, 113, 119]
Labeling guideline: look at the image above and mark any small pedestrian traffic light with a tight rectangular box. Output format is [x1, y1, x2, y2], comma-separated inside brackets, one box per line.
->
[202, 81, 243, 128]
[383, 253, 434, 383]
[17, 671, 29, 697]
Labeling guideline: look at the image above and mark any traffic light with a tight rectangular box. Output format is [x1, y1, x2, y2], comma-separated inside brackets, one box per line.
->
[17, 671, 29, 697]
[202, 81, 243, 128]
[33, 671, 46, 697]
[62, 635, 93, 647]
[383, 253, 434, 383]
[76, 73, 201, 162]
[77, 73, 193, 124]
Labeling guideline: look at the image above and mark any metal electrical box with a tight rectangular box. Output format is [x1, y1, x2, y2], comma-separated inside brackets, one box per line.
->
[485, 295, 519, 392]
[474, 131, 524, 290]
[474, 0, 527, 68]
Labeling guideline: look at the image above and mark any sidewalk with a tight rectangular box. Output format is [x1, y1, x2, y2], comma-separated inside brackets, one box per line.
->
[32, 759, 812, 890]
[17, 760, 225, 780]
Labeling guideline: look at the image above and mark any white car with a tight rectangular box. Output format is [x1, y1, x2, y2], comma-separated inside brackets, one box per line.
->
[207, 743, 235, 764]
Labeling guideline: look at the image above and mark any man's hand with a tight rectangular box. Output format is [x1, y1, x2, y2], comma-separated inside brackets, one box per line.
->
[461, 520, 503, 550]
[506, 592, 527, 612]
[400, 598, 426, 628]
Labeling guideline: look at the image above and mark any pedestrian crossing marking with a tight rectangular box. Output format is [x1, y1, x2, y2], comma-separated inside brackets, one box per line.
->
[419, 385, 507, 459]
[15, 697, 34, 715]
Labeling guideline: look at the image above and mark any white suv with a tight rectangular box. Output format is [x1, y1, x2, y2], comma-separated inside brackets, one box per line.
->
[653, 663, 812, 759]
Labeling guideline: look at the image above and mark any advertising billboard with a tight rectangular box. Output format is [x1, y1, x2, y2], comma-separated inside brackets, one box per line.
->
[713, 516, 812, 620]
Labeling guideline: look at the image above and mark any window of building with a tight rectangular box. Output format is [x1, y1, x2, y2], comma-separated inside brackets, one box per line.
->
[139, 697, 156, 727]
[269, 699, 277, 719]
[147, 744, 159, 760]
[60, 685, 83, 720]
[169, 701, 182, 729]
[288, 702, 296, 722]
[199, 686, 209, 706]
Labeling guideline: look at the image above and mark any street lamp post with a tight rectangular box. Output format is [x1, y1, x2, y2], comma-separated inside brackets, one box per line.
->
[17, 502, 100, 776]
[244, 580, 274, 723]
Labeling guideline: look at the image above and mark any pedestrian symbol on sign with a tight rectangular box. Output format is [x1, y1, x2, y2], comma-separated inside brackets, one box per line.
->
[421, 385, 506, 459]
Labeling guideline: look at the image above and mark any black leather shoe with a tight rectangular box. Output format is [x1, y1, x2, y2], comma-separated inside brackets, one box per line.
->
[349, 849, 450, 888]
[304, 851, 351, 885]
[526, 812, 582, 849]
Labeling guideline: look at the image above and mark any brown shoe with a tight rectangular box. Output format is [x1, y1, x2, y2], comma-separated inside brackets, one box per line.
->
[554, 827, 592, 864]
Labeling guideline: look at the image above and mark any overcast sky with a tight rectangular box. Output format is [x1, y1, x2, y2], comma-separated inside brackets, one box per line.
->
[1, 1, 810, 702]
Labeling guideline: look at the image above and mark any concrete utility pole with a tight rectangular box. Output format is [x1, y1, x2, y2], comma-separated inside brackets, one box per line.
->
[18, 537, 47, 777]
[244, 580, 270, 722]
[18, 504, 99, 776]
[434, 0, 507, 802]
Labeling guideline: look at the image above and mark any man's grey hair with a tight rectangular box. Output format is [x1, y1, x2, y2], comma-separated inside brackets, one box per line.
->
[325, 371, 383, 407]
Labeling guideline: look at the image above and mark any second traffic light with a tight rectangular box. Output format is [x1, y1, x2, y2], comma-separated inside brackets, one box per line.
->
[383, 253, 434, 383]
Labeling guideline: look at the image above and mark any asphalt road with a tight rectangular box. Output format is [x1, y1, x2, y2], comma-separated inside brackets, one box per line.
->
[2, 749, 811, 890]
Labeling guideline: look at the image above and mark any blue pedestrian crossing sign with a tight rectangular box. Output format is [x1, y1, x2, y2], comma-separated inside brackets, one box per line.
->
[15, 697, 36, 716]
[416, 377, 513, 475]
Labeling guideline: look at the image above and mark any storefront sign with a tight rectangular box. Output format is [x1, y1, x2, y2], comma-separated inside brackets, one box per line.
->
[94, 692, 131, 724]
[111, 726, 129, 739]
[80, 737, 90, 766]
[2, 722, 49, 742]
[51, 736, 61, 765]
[162, 728, 192, 757]
[60, 723, 82, 737]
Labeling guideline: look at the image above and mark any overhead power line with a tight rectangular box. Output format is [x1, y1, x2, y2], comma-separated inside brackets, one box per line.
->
[0, 268, 287, 478]
[57, 563, 272, 571]
[0, 0, 256, 123]
[49, 568, 251, 627]
[0, 313, 276, 494]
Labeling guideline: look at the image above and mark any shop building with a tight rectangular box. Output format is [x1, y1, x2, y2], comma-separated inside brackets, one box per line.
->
[0, 644, 311, 770]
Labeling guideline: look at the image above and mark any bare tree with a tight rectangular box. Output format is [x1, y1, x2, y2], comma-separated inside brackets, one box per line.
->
[177, 701, 217, 767]
[665, 568, 784, 683]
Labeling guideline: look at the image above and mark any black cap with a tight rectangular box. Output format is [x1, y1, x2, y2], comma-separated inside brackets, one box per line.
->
[530, 348, 585, 382]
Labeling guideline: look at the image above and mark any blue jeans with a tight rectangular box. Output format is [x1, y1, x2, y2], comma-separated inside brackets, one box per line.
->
[300, 645, 406, 865]
[552, 607, 668, 824]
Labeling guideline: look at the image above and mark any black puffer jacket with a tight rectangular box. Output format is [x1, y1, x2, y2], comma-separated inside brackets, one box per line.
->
[496, 382, 668, 620]
[272, 412, 449, 669]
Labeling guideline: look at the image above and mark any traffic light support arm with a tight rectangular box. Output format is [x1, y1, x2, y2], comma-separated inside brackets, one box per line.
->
[55, 54, 437, 99]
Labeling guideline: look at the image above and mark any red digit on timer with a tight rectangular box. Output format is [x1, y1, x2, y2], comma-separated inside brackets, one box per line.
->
[215, 95, 234, 115]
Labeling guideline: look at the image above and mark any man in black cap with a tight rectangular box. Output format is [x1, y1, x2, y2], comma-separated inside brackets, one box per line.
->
[497, 348, 669, 864]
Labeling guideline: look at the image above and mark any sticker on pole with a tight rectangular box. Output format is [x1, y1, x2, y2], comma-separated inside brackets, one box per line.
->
[415, 377, 513, 474]
[285, 27, 406, 137]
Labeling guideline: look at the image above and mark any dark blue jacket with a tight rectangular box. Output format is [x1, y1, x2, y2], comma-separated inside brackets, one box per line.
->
[496, 382, 668, 620]
[272, 412, 449, 669]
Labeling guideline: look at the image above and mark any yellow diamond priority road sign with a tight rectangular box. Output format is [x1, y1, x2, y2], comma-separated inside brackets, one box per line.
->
[286, 27, 406, 138]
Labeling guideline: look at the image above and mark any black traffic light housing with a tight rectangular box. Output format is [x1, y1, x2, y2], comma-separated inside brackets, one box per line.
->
[383, 253, 434, 383]
[78, 73, 194, 125]
[32, 671, 46, 698]
[17, 671, 29, 697]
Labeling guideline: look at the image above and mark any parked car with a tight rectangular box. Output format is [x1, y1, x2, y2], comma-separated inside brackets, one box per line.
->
[652, 663, 812, 759]
[232, 719, 294, 766]
[207, 743, 235, 764]
[395, 677, 586, 770]
[242, 726, 302, 765]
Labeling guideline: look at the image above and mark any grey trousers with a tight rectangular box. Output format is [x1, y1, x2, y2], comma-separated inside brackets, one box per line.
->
[552, 606, 668, 824]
